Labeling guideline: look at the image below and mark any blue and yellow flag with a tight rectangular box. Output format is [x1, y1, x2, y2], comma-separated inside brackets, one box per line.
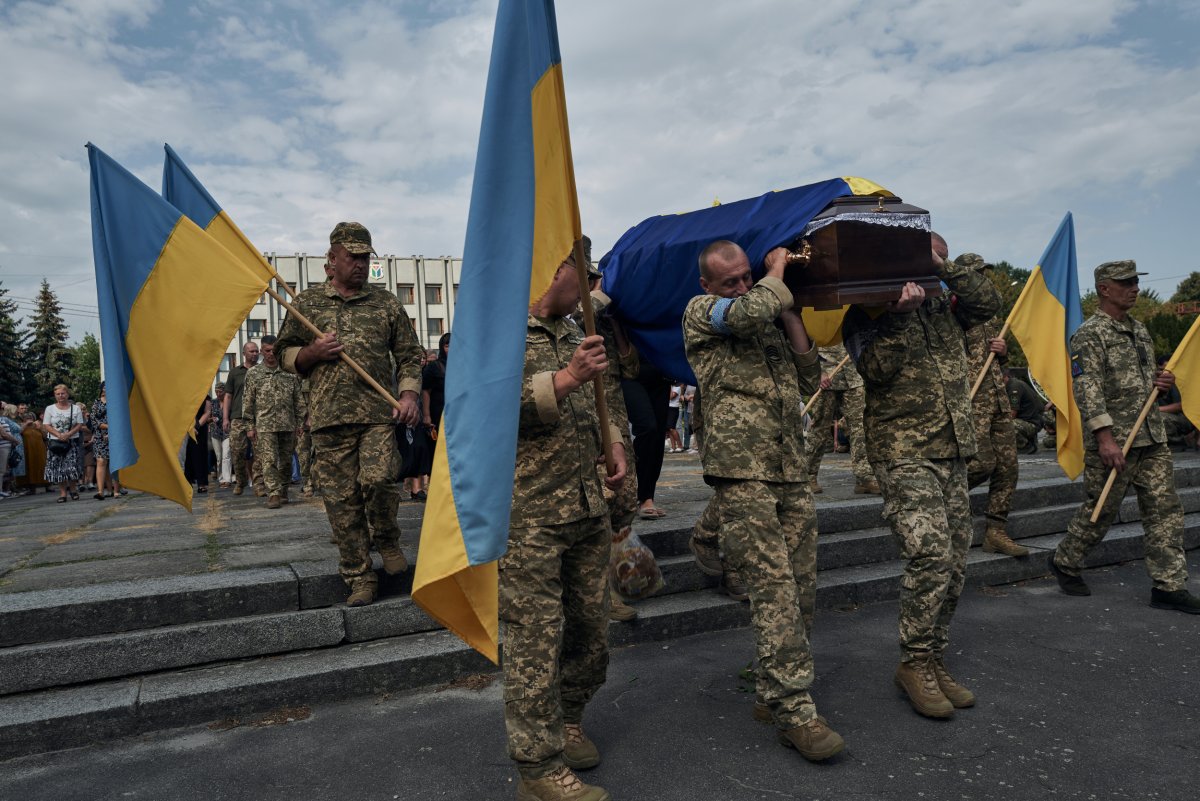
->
[162, 144, 277, 286]
[597, 177, 893, 382]
[1008, 212, 1084, 478]
[89, 144, 271, 509]
[412, 0, 581, 663]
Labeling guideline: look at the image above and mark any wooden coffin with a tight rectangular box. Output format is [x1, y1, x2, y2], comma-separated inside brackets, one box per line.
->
[783, 196, 941, 310]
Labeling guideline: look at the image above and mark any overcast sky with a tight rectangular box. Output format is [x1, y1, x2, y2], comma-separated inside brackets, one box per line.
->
[2, 0, 1199, 341]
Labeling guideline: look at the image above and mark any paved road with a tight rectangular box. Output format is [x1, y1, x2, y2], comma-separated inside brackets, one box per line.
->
[2, 553, 1197, 800]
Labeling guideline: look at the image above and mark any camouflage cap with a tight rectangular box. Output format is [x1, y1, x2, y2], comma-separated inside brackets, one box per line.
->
[582, 235, 601, 278]
[954, 253, 993, 272]
[329, 221, 376, 255]
[1094, 260, 1147, 283]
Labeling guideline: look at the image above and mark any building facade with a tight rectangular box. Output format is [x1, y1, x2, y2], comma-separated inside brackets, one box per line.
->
[216, 252, 461, 383]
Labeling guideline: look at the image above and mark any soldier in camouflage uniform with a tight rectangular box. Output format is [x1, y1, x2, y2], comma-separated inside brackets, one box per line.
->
[843, 233, 1001, 719]
[222, 340, 265, 496]
[804, 342, 878, 494]
[276, 223, 424, 607]
[683, 240, 843, 762]
[1005, 370, 1045, 454]
[958, 253, 1028, 558]
[244, 335, 306, 509]
[502, 247, 627, 801]
[295, 378, 316, 497]
[1049, 260, 1200, 613]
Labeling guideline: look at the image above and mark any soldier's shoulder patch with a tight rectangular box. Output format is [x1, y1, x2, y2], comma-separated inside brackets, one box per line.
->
[763, 343, 783, 364]
[1071, 352, 1084, 377]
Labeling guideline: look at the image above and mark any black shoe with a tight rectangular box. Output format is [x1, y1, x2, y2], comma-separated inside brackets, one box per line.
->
[1150, 588, 1200, 614]
[1047, 553, 1091, 596]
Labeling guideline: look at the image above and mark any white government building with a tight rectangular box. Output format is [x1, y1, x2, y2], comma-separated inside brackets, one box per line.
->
[217, 252, 462, 384]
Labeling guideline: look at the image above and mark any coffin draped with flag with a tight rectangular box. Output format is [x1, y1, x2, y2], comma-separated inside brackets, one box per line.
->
[412, 0, 582, 663]
[598, 177, 892, 384]
[88, 144, 270, 509]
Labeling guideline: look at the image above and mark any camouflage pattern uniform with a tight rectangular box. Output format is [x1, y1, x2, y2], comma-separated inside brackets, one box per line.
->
[683, 275, 822, 728]
[276, 282, 423, 586]
[804, 343, 873, 486]
[964, 312, 1019, 529]
[243, 363, 306, 498]
[843, 258, 1000, 659]
[1052, 306, 1188, 591]
[296, 379, 316, 493]
[501, 313, 625, 780]
[225, 363, 264, 494]
[1007, 376, 1044, 452]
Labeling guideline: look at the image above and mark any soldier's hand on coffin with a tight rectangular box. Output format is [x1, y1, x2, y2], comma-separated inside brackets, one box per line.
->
[989, 338, 1007, 357]
[889, 282, 925, 313]
[1154, 369, 1175, 393]
[763, 246, 789, 279]
[567, 335, 608, 383]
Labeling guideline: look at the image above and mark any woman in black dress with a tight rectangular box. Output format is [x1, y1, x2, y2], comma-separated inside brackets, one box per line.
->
[183, 398, 212, 493]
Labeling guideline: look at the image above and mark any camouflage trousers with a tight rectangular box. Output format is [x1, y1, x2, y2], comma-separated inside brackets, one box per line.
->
[1054, 442, 1187, 591]
[966, 403, 1018, 527]
[228, 419, 263, 493]
[296, 427, 316, 490]
[713, 478, 818, 728]
[693, 491, 721, 549]
[1162, 412, 1195, 447]
[1012, 419, 1039, 452]
[805, 387, 873, 484]
[255, 431, 296, 497]
[311, 424, 402, 585]
[876, 457, 972, 660]
[500, 515, 611, 779]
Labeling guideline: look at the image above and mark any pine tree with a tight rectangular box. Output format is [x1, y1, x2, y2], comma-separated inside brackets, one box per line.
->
[0, 280, 26, 404]
[71, 333, 102, 406]
[23, 279, 74, 405]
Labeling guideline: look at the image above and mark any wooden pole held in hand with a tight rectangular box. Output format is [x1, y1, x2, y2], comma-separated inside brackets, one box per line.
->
[803, 354, 851, 416]
[570, 238, 616, 475]
[1088, 388, 1159, 523]
[968, 319, 1012, 401]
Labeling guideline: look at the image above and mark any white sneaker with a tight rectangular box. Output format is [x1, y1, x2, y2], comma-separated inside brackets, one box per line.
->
[686, 448, 698, 454]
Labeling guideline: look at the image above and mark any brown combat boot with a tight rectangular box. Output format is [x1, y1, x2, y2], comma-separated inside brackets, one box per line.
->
[346, 576, 378, 608]
[689, 535, 723, 576]
[378, 545, 409, 576]
[894, 654, 954, 718]
[721, 568, 749, 601]
[254, 484, 267, 497]
[562, 723, 600, 770]
[932, 657, 975, 708]
[266, 494, 281, 509]
[608, 597, 637, 622]
[810, 480, 823, 494]
[516, 766, 609, 801]
[854, 478, 881, 495]
[778, 716, 845, 762]
[232, 483, 244, 496]
[982, 527, 1029, 557]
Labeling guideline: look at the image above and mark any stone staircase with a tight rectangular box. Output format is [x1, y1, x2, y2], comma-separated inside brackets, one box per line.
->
[3, 465, 1199, 760]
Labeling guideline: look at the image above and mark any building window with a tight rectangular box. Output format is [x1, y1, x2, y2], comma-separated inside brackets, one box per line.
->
[426, 284, 443, 305]
[429, 317, 445, 337]
[219, 354, 233, 374]
[398, 284, 415, 304]
[452, 283, 460, 297]
[246, 319, 265, 338]
[285, 281, 298, 296]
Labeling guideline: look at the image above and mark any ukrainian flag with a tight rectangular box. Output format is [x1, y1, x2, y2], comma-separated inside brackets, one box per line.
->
[1008, 213, 1084, 479]
[89, 144, 270, 509]
[598, 177, 893, 383]
[412, 0, 582, 663]
[162, 144, 277, 286]
[1161, 307, 1200, 426]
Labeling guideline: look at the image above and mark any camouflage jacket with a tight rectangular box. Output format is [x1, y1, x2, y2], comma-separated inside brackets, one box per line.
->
[818, 343, 863, 391]
[683, 276, 819, 482]
[843, 258, 1001, 462]
[243, 364, 306, 433]
[965, 315, 1010, 417]
[277, 283, 424, 432]
[574, 290, 639, 447]
[1070, 309, 1165, 449]
[511, 314, 624, 528]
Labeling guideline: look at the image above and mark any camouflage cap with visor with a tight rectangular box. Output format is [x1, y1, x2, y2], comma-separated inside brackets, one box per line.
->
[954, 253, 993, 272]
[1094, 260, 1147, 283]
[330, 221, 376, 255]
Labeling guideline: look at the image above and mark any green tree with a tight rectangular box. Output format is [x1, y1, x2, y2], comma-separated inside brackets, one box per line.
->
[1169, 272, 1200, 304]
[71, 333, 102, 406]
[1080, 287, 1162, 320]
[23, 279, 73, 405]
[984, 260, 1033, 367]
[0, 280, 28, 404]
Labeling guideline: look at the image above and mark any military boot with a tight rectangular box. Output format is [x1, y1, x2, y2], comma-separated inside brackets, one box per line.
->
[562, 723, 600, 770]
[1048, 552, 1090, 596]
[689, 535, 723, 577]
[752, 695, 772, 723]
[932, 657, 975, 708]
[266, 494, 281, 510]
[721, 568, 749, 601]
[516, 766, 609, 801]
[1150, 587, 1200, 614]
[378, 545, 409, 576]
[346, 575, 378, 608]
[894, 655, 954, 718]
[853, 478, 881, 495]
[810, 480, 823, 495]
[609, 597, 637, 622]
[778, 716, 845, 762]
[982, 527, 1029, 557]
[232, 483, 244, 496]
